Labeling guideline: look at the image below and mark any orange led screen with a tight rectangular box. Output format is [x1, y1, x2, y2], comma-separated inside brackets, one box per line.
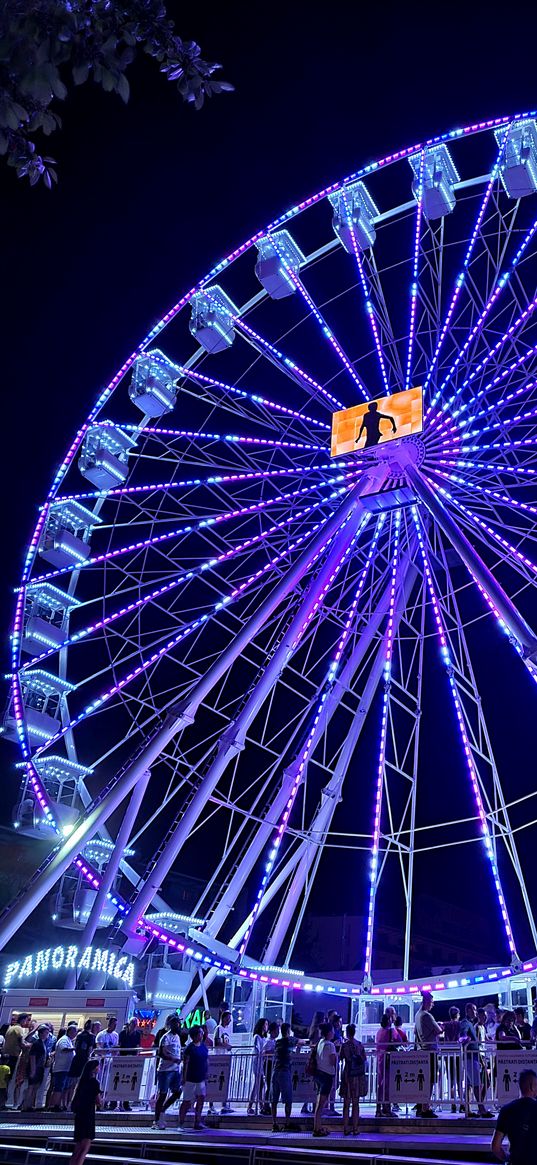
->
[330, 387, 423, 457]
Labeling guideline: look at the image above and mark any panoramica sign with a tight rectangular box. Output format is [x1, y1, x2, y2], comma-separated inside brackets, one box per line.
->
[3, 945, 135, 988]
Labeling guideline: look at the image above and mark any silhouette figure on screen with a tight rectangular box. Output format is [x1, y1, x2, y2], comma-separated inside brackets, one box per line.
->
[355, 401, 397, 448]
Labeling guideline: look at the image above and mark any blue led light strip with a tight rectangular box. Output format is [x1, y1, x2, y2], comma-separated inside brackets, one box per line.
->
[422, 476, 537, 578]
[428, 213, 537, 417]
[268, 233, 369, 400]
[423, 130, 508, 399]
[405, 151, 425, 393]
[413, 507, 517, 959]
[363, 510, 401, 979]
[238, 513, 387, 959]
[340, 190, 391, 396]
[32, 509, 339, 756]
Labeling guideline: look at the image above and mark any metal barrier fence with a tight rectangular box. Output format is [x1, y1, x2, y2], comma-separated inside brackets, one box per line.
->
[91, 1042, 537, 1115]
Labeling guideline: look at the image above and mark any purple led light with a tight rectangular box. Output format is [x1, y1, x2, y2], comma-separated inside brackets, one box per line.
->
[423, 131, 508, 399]
[22, 479, 353, 667]
[423, 476, 537, 577]
[412, 507, 517, 958]
[239, 513, 386, 958]
[33, 507, 339, 755]
[235, 316, 345, 410]
[431, 335, 537, 442]
[268, 233, 369, 400]
[405, 151, 425, 393]
[428, 213, 537, 417]
[124, 420, 324, 453]
[178, 364, 330, 430]
[363, 510, 401, 979]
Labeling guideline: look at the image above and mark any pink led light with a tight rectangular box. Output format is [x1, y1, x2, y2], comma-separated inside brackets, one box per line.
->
[363, 510, 401, 979]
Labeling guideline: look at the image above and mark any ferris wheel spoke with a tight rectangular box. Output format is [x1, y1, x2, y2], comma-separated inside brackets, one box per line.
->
[266, 232, 369, 400]
[211, 301, 346, 411]
[118, 499, 377, 932]
[424, 465, 537, 539]
[176, 365, 331, 434]
[429, 211, 537, 416]
[21, 483, 356, 669]
[361, 248, 406, 388]
[423, 474, 537, 583]
[404, 152, 426, 392]
[423, 133, 508, 401]
[430, 337, 537, 445]
[409, 469, 537, 659]
[362, 510, 403, 982]
[338, 190, 391, 395]
[414, 509, 519, 959]
[237, 512, 389, 958]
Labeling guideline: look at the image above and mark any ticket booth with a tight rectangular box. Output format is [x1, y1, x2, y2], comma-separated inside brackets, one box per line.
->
[0, 988, 137, 1034]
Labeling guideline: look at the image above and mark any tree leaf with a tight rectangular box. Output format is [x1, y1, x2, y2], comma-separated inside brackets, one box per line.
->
[117, 72, 129, 102]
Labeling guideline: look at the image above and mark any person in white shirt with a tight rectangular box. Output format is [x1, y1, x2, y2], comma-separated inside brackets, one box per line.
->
[49, 1023, 78, 1111]
[248, 1018, 268, 1114]
[95, 1019, 118, 1051]
[203, 1011, 217, 1039]
[213, 1011, 234, 1114]
[313, 1022, 336, 1138]
[152, 1017, 182, 1130]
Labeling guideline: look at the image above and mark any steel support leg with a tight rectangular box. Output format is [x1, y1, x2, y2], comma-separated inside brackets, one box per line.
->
[64, 769, 152, 988]
[121, 475, 390, 935]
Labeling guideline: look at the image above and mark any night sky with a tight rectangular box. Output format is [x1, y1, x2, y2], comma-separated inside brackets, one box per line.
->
[2, 3, 537, 977]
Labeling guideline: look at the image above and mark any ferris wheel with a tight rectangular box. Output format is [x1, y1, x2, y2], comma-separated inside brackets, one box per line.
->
[4, 112, 537, 1008]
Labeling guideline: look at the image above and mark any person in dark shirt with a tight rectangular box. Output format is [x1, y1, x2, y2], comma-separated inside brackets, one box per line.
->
[69, 1058, 101, 1165]
[492, 1068, 537, 1163]
[178, 1026, 209, 1130]
[118, 1018, 142, 1053]
[69, 1022, 96, 1085]
[514, 1009, 533, 1047]
[355, 401, 397, 449]
[271, 1022, 298, 1131]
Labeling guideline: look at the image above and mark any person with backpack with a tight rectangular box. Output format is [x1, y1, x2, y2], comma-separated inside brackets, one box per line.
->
[339, 1023, 366, 1135]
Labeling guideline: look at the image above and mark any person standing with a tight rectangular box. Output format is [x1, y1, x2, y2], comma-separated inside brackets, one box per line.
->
[21, 1024, 50, 1111]
[214, 1011, 234, 1114]
[460, 1003, 492, 1117]
[96, 1018, 118, 1052]
[340, 1023, 366, 1136]
[414, 991, 441, 1118]
[492, 1067, 537, 1163]
[69, 1021, 96, 1092]
[178, 1025, 209, 1131]
[313, 1022, 336, 1138]
[203, 1010, 217, 1041]
[152, 1015, 182, 1130]
[271, 1021, 298, 1132]
[514, 1009, 532, 1048]
[443, 1006, 463, 1113]
[118, 1018, 141, 1053]
[4, 1013, 30, 1106]
[49, 1023, 78, 1111]
[248, 1017, 268, 1114]
[69, 1058, 102, 1165]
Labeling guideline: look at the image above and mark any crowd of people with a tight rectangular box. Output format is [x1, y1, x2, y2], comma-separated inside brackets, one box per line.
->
[2, 997, 537, 1158]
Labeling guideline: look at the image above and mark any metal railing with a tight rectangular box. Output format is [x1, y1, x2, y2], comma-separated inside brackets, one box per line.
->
[80, 1040, 537, 1115]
